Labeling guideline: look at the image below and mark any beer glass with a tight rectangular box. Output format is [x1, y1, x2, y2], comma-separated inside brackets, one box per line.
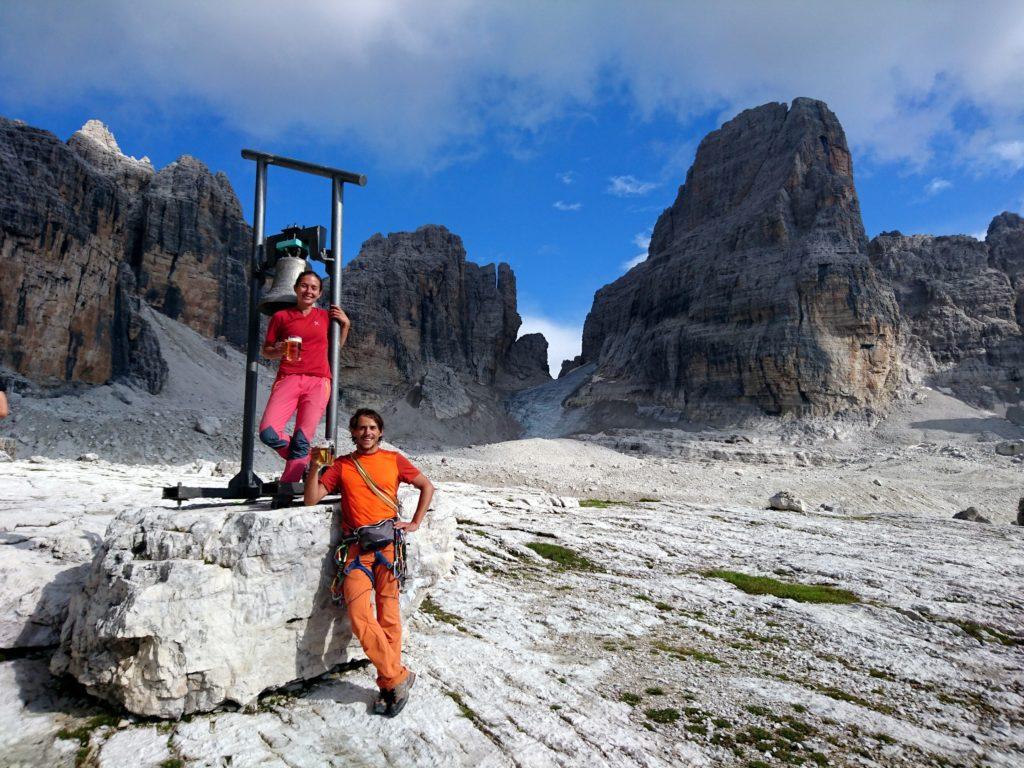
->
[312, 440, 334, 466]
[284, 336, 302, 362]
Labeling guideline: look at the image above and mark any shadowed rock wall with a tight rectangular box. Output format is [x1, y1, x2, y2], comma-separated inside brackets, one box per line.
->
[870, 213, 1024, 405]
[338, 225, 550, 410]
[0, 118, 249, 392]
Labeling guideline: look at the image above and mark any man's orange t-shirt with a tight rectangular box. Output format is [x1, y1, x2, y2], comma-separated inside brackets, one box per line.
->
[319, 450, 421, 531]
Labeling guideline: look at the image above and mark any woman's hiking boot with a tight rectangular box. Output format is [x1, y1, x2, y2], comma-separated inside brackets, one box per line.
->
[384, 670, 416, 718]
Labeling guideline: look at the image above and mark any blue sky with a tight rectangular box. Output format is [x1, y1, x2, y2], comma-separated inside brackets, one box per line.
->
[2, 2, 1023, 374]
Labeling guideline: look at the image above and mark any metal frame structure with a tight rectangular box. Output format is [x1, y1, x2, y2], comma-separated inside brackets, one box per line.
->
[163, 150, 366, 503]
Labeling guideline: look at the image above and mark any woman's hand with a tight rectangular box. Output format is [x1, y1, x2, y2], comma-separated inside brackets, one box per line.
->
[330, 305, 352, 347]
[262, 341, 285, 360]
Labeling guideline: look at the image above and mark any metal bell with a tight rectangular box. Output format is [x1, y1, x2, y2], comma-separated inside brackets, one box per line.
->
[259, 255, 308, 316]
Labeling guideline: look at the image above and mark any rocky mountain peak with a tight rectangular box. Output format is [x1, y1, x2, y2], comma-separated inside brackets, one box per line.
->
[67, 119, 153, 187]
[650, 98, 862, 258]
[0, 116, 247, 391]
[69, 119, 152, 167]
[574, 97, 899, 420]
[338, 224, 548, 438]
[75, 119, 122, 153]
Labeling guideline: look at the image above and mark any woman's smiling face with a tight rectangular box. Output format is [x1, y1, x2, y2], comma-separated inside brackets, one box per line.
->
[294, 274, 322, 307]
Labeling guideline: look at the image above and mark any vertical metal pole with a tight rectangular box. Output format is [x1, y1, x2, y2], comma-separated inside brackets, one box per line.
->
[231, 159, 267, 496]
[326, 177, 343, 448]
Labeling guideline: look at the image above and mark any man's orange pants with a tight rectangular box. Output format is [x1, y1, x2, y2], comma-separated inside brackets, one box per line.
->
[342, 543, 409, 690]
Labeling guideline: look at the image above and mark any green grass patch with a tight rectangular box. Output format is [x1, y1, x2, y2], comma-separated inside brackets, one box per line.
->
[947, 617, 1022, 646]
[159, 760, 185, 768]
[644, 686, 665, 696]
[745, 704, 770, 716]
[579, 499, 616, 508]
[525, 541, 597, 571]
[445, 690, 478, 720]
[812, 683, 894, 714]
[654, 601, 673, 612]
[644, 707, 680, 724]
[420, 596, 469, 633]
[652, 640, 722, 664]
[705, 569, 859, 604]
[619, 692, 642, 705]
[56, 714, 120, 746]
[637, 497, 660, 503]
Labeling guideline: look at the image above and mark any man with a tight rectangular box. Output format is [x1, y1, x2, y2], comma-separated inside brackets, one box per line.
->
[304, 408, 434, 717]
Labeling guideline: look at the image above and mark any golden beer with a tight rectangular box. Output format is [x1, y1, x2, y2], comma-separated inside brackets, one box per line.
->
[312, 442, 334, 466]
[284, 336, 302, 362]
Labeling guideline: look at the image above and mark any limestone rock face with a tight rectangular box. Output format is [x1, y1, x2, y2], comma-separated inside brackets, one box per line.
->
[53, 496, 455, 718]
[339, 225, 550, 408]
[0, 117, 249, 391]
[137, 157, 249, 345]
[0, 118, 148, 386]
[869, 214, 1024, 405]
[572, 98, 900, 419]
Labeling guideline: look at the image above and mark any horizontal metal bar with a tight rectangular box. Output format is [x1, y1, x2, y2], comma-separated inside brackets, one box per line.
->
[162, 481, 307, 502]
[241, 149, 367, 186]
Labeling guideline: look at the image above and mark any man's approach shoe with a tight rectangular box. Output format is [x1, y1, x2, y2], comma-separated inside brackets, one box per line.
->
[385, 670, 416, 718]
[373, 688, 388, 716]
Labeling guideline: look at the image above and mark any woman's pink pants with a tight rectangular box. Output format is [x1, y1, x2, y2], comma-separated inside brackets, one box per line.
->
[258, 374, 331, 482]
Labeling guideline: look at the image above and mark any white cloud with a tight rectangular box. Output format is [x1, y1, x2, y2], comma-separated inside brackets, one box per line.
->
[553, 200, 582, 211]
[621, 254, 646, 271]
[971, 230, 988, 241]
[924, 177, 952, 196]
[622, 228, 652, 270]
[607, 175, 658, 197]
[519, 314, 583, 378]
[992, 140, 1024, 170]
[2, 3, 1024, 169]
[557, 170, 577, 185]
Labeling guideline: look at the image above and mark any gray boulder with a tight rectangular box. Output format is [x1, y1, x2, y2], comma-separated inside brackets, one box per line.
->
[996, 441, 1024, 457]
[1006, 406, 1024, 426]
[953, 507, 991, 524]
[769, 491, 808, 513]
[52, 498, 455, 718]
[194, 415, 222, 437]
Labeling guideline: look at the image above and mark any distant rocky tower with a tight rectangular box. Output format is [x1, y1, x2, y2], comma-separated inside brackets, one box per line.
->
[571, 98, 901, 418]
[870, 213, 1024, 405]
[339, 225, 550, 417]
[0, 118, 248, 392]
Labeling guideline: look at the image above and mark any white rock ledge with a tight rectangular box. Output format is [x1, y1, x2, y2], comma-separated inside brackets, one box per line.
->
[51, 499, 455, 718]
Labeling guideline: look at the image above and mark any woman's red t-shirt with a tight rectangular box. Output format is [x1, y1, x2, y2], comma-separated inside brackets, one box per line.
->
[264, 307, 331, 378]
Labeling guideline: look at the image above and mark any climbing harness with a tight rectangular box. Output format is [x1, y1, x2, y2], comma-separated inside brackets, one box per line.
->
[329, 526, 408, 603]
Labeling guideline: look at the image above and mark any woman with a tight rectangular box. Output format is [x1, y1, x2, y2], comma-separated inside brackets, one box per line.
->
[259, 270, 350, 490]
